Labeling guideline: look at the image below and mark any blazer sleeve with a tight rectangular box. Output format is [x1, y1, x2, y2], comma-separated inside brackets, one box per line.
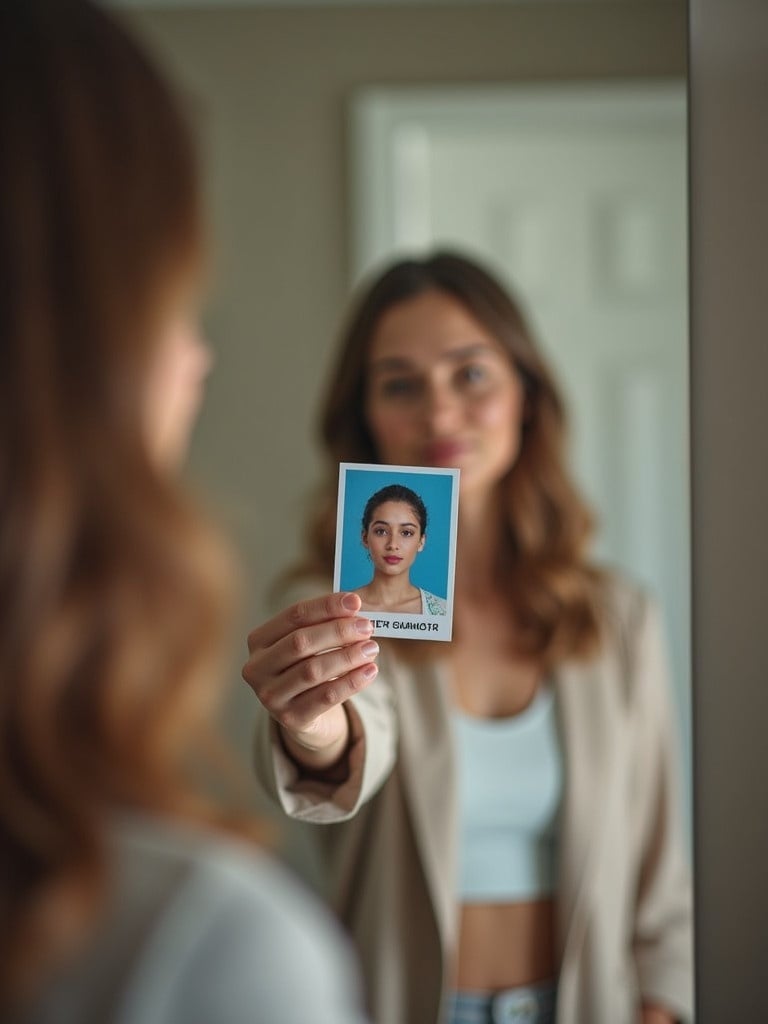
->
[627, 591, 694, 1021]
[252, 661, 398, 823]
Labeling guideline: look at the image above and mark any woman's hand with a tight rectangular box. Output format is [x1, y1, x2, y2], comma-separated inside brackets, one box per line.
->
[242, 592, 379, 772]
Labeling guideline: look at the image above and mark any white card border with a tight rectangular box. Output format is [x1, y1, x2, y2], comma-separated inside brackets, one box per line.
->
[333, 462, 460, 642]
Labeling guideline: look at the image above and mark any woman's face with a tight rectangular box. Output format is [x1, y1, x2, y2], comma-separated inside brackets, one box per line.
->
[362, 500, 425, 578]
[364, 290, 525, 502]
[144, 298, 212, 468]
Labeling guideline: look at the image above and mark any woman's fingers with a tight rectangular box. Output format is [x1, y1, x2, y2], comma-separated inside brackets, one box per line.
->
[259, 638, 380, 709]
[260, 612, 374, 678]
[242, 591, 380, 741]
[275, 658, 379, 737]
[247, 591, 363, 652]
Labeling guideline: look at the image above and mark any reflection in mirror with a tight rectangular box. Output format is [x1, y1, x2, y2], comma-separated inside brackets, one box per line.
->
[124, 4, 692, 1022]
[125, 0, 689, 776]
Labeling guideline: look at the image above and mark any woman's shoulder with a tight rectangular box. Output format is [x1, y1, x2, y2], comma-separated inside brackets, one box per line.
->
[102, 812, 365, 1021]
[27, 812, 365, 1024]
[588, 565, 669, 697]
[109, 812, 335, 927]
[592, 564, 656, 630]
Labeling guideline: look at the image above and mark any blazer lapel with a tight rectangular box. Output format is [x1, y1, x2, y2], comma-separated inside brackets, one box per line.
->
[555, 653, 624, 966]
[392, 656, 458, 957]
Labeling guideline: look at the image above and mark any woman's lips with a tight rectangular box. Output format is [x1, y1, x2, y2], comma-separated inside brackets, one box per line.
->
[422, 440, 471, 465]
[384, 556, 403, 564]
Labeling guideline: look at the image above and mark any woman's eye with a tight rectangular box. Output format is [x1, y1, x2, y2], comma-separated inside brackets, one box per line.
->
[402, 530, 414, 538]
[379, 377, 420, 398]
[459, 363, 488, 385]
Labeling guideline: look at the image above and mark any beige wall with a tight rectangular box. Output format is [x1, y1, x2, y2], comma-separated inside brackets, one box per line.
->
[127, 2, 687, 764]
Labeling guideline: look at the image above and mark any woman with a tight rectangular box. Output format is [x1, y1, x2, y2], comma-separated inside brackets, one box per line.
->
[0, 4, 366, 1023]
[244, 252, 693, 1024]
[354, 484, 446, 615]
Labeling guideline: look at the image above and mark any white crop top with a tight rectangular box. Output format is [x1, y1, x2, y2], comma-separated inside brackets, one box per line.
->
[453, 685, 563, 902]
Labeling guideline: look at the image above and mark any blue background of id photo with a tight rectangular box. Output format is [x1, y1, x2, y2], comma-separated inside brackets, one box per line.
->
[339, 467, 454, 599]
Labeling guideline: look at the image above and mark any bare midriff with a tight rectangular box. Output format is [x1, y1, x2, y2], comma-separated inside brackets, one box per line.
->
[455, 899, 557, 990]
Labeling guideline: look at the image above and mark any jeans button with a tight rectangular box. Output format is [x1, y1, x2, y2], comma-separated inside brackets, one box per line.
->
[504, 995, 536, 1022]
[519, 995, 537, 1020]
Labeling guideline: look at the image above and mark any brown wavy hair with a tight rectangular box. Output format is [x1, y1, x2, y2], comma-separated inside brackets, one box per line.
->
[0, 1, 241, 1009]
[292, 251, 604, 664]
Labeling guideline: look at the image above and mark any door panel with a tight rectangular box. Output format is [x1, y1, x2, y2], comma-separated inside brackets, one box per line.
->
[350, 84, 691, 815]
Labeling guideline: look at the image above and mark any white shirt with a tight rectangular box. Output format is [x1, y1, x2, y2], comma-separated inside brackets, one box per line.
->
[16, 812, 368, 1024]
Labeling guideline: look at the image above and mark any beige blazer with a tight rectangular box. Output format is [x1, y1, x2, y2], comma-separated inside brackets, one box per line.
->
[253, 575, 694, 1024]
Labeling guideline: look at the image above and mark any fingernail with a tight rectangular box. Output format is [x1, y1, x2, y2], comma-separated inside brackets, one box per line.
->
[361, 662, 378, 679]
[354, 617, 373, 635]
[341, 593, 360, 612]
[362, 641, 379, 658]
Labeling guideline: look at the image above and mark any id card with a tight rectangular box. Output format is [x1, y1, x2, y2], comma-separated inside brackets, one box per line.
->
[333, 462, 459, 641]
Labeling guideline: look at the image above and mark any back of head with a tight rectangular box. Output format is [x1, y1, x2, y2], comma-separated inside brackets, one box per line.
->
[0, 0, 234, 1007]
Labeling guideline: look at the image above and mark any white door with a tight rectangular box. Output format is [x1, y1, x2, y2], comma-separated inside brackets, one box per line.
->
[350, 83, 691, 813]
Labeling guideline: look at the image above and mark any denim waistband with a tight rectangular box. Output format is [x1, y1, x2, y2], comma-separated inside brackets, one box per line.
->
[446, 982, 557, 1024]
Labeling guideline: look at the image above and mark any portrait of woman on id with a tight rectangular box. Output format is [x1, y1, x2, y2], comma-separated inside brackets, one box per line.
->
[353, 484, 447, 616]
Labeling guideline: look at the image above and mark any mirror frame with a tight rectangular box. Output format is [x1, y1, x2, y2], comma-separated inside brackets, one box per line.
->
[689, 0, 768, 1017]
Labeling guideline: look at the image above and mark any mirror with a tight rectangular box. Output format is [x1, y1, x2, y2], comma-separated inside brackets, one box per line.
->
[121, 1, 690, 818]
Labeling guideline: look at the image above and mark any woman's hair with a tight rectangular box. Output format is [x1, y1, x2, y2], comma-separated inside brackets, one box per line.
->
[295, 250, 604, 662]
[362, 485, 428, 535]
[0, 1, 237, 1008]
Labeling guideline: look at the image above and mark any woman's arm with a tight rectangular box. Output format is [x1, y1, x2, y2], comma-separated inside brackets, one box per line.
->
[243, 591, 379, 771]
[245, 590, 399, 822]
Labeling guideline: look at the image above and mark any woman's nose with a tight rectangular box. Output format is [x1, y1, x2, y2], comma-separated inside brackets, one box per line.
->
[422, 382, 461, 432]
